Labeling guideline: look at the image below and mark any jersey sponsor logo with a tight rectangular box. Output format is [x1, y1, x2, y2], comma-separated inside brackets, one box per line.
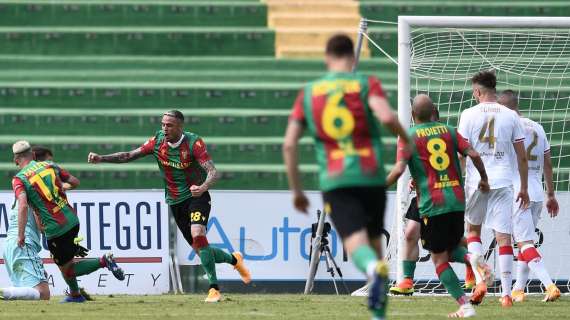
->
[159, 159, 191, 170]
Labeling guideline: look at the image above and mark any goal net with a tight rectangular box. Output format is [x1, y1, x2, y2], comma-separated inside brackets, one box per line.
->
[364, 16, 570, 295]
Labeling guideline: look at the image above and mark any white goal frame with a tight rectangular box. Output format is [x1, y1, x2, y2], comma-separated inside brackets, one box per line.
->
[396, 16, 570, 283]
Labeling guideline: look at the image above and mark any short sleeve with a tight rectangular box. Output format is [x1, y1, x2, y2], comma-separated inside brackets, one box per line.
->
[512, 114, 525, 144]
[54, 164, 71, 182]
[193, 138, 212, 164]
[457, 110, 469, 142]
[140, 136, 157, 155]
[368, 76, 385, 98]
[456, 130, 472, 156]
[396, 137, 411, 162]
[289, 89, 306, 123]
[12, 177, 25, 198]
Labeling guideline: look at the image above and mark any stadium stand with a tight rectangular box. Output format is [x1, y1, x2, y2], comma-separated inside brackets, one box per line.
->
[1, 0, 569, 191]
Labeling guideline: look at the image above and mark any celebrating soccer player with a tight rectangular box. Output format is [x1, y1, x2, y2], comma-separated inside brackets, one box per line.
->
[458, 71, 530, 307]
[11, 140, 125, 303]
[87, 110, 251, 303]
[386, 94, 492, 318]
[498, 90, 561, 302]
[283, 34, 410, 320]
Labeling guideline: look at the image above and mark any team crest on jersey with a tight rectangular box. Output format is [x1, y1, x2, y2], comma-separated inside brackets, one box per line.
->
[181, 150, 188, 161]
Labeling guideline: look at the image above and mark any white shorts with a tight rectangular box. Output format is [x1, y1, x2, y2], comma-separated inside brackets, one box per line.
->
[465, 185, 514, 234]
[512, 201, 543, 243]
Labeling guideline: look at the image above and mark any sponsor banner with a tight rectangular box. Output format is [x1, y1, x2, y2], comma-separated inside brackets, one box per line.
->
[177, 191, 570, 283]
[0, 191, 169, 295]
[176, 190, 396, 281]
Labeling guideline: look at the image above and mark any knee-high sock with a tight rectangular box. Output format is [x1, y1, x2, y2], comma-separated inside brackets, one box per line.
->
[210, 246, 235, 265]
[1, 287, 40, 300]
[521, 244, 553, 288]
[199, 246, 218, 287]
[499, 246, 513, 297]
[513, 251, 529, 291]
[351, 245, 378, 279]
[436, 263, 467, 305]
[72, 258, 104, 277]
[402, 260, 416, 280]
[467, 236, 482, 256]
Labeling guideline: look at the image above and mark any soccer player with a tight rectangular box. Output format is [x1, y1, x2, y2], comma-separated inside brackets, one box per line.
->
[458, 70, 530, 307]
[498, 90, 561, 302]
[87, 110, 251, 303]
[386, 94, 491, 318]
[283, 34, 410, 320]
[11, 140, 125, 303]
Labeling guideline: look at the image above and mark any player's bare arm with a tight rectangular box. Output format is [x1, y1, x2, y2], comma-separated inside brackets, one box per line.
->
[465, 147, 490, 192]
[190, 160, 219, 197]
[369, 95, 411, 147]
[283, 120, 309, 213]
[543, 150, 559, 217]
[513, 141, 530, 209]
[16, 191, 28, 247]
[62, 173, 80, 191]
[88, 147, 146, 164]
[385, 160, 407, 187]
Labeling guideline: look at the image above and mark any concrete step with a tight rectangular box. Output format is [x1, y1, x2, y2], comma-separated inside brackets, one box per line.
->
[277, 45, 370, 59]
[269, 13, 361, 28]
[265, 2, 359, 15]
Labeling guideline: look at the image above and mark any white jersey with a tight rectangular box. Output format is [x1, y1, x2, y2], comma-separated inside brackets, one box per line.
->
[458, 102, 525, 189]
[512, 117, 549, 201]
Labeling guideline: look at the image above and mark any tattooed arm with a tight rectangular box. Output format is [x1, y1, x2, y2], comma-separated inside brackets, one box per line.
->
[190, 160, 219, 197]
[88, 147, 147, 164]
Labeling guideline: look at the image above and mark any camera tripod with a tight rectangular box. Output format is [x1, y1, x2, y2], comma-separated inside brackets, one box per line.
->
[304, 210, 349, 295]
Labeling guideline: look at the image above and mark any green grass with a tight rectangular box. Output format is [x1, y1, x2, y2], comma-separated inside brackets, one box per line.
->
[3, 294, 569, 319]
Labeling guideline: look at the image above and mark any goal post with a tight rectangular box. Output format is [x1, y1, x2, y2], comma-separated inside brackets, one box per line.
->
[395, 16, 570, 293]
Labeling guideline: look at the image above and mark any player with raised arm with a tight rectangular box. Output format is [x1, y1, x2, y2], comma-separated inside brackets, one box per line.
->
[498, 90, 561, 302]
[386, 94, 492, 318]
[283, 34, 410, 320]
[11, 141, 124, 303]
[87, 110, 251, 303]
[458, 71, 529, 307]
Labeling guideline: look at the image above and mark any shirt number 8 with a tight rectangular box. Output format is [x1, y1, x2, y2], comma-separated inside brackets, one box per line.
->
[427, 138, 450, 171]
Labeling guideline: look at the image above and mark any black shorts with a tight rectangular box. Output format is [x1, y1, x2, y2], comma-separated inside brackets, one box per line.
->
[420, 212, 464, 254]
[405, 196, 421, 223]
[47, 224, 80, 266]
[322, 186, 386, 240]
[170, 191, 212, 246]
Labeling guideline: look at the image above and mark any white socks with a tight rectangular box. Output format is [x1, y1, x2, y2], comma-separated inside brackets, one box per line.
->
[513, 259, 529, 291]
[498, 246, 513, 297]
[520, 244, 554, 288]
[2, 287, 40, 300]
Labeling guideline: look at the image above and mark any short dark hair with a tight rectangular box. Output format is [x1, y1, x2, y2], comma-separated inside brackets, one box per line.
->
[32, 145, 53, 161]
[326, 34, 354, 58]
[163, 109, 184, 122]
[471, 70, 497, 91]
[498, 89, 519, 109]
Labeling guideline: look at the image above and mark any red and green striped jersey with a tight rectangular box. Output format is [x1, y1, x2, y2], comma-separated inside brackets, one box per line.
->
[140, 131, 211, 205]
[12, 160, 78, 240]
[397, 122, 471, 217]
[290, 72, 387, 191]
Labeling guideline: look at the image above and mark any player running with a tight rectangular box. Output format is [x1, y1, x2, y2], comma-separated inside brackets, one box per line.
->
[498, 90, 561, 302]
[386, 94, 492, 318]
[11, 140, 125, 303]
[87, 110, 251, 303]
[284, 34, 410, 320]
[458, 71, 530, 307]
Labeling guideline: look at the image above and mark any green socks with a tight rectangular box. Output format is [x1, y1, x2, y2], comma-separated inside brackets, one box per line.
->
[351, 245, 378, 275]
[63, 274, 80, 293]
[436, 262, 464, 301]
[210, 246, 235, 264]
[72, 259, 103, 277]
[403, 260, 417, 279]
[450, 246, 469, 264]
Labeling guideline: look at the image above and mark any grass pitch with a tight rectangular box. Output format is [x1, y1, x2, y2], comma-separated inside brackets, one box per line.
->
[2, 294, 569, 319]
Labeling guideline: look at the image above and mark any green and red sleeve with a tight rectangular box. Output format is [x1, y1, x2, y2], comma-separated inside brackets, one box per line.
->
[289, 89, 306, 124]
[192, 138, 211, 164]
[140, 136, 157, 155]
[367, 76, 386, 99]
